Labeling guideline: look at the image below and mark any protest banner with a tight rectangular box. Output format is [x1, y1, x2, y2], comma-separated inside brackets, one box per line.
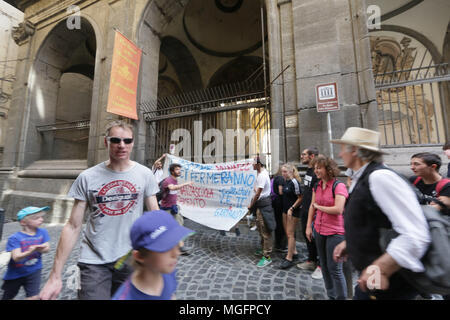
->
[161, 155, 257, 231]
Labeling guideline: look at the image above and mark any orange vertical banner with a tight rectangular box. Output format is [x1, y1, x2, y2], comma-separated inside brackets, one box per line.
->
[106, 31, 142, 120]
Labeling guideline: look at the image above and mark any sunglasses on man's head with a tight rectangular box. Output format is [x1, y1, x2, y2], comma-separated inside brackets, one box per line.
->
[107, 137, 134, 144]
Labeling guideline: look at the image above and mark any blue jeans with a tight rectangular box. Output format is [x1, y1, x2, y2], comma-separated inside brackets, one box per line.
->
[314, 229, 347, 300]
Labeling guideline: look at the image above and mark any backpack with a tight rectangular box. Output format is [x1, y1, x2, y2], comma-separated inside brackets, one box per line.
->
[155, 178, 167, 202]
[270, 177, 283, 202]
[375, 171, 450, 295]
[311, 179, 345, 233]
[412, 176, 450, 197]
[313, 179, 342, 199]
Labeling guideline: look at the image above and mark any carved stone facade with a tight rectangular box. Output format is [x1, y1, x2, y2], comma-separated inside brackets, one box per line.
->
[11, 20, 35, 45]
[371, 35, 446, 146]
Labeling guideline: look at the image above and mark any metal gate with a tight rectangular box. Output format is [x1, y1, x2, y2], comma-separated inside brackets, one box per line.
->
[374, 60, 449, 147]
[141, 76, 271, 168]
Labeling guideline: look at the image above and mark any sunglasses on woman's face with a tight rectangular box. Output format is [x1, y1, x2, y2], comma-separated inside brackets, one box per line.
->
[107, 137, 134, 144]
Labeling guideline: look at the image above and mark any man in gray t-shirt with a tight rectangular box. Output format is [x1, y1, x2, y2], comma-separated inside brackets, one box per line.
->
[40, 120, 160, 300]
[68, 161, 158, 264]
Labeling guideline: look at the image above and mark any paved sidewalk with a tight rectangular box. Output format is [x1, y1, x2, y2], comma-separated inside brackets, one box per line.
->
[0, 219, 353, 300]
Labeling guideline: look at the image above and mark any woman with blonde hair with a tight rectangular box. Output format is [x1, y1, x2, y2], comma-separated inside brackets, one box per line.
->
[279, 163, 303, 269]
[305, 155, 348, 299]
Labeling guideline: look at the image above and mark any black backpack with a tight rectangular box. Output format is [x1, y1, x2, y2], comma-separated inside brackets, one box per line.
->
[155, 178, 167, 202]
[313, 179, 342, 199]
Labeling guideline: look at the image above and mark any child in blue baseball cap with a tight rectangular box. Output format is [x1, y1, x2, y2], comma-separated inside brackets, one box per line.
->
[112, 210, 195, 300]
[1, 206, 51, 300]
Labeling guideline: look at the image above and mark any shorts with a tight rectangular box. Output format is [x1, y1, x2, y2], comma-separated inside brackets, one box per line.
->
[77, 261, 133, 300]
[1, 269, 41, 300]
[283, 208, 301, 218]
[162, 208, 184, 226]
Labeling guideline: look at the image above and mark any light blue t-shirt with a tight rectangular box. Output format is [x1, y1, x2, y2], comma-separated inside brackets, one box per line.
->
[3, 228, 50, 280]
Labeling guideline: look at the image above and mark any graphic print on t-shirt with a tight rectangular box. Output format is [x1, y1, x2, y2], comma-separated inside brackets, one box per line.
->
[93, 180, 140, 216]
[304, 174, 312, 187]
[15, 238, 41, 267]
[4, 228, 50, 280]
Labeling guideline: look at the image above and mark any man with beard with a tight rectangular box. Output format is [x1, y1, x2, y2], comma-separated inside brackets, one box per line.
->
[296, 147, 322, 280]
[160, 163, 194, 255]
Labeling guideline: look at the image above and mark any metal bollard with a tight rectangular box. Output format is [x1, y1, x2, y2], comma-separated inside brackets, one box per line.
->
[0, 208, 4, 241]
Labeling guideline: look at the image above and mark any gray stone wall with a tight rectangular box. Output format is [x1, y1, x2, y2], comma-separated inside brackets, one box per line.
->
[0, 3, 24, 166]
[292, 0, 377, 159]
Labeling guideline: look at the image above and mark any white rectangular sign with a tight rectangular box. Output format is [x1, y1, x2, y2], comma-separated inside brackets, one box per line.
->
[316, 82, 340, 112]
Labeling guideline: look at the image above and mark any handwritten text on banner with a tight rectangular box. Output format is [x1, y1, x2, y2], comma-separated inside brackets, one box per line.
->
[162, 155, 257, 231]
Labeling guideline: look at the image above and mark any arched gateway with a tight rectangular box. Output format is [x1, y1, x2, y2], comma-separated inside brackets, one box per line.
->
[137, 0, 273, 170]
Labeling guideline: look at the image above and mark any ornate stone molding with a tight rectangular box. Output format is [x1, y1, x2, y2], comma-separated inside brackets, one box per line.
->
[16, 0, 97, 30]
[16, 0, 40, 12]
[11, 20, 36, 45]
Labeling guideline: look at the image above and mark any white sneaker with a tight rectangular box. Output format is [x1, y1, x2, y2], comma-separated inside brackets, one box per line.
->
[296, 261, 317, 271]
[250, 225, 257, 231]
[311, 266, 323, 280]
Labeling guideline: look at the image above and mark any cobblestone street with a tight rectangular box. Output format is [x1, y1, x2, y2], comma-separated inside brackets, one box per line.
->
[0, 218, 355, 300]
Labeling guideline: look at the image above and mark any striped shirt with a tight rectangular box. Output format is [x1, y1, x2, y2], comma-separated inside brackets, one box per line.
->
[282, 178, 302, 213]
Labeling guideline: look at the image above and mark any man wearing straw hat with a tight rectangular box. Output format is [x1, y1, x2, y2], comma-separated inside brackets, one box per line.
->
[331, 127, 430, 300]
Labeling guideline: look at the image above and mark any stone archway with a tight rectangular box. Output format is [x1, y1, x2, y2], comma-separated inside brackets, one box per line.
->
[208, 56, 264, 88]
[137, 0, 271, 165]
[135, 0, 187, 164]
[24, 17, 97, 166]
[160, 36, 202, 91]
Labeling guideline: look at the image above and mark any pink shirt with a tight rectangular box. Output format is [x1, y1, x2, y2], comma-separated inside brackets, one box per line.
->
[313, 179, 348, 236]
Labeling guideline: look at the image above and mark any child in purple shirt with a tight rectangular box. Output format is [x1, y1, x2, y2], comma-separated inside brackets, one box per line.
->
[112, 210, 194, 300]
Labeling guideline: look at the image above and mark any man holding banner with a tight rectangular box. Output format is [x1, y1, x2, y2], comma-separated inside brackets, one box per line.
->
[160, 163, 194, 255]
[248, 157, 276, 268]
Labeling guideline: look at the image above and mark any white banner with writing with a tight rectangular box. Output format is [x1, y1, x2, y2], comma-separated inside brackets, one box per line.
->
[161, 155, 257, 231]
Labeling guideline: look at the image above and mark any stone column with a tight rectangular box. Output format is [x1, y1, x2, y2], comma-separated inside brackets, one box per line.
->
[266, 0, 287, 168]
[292, 0, 377, 158]
[136, 1, 166, 165]
[90, 0, 146, 166]
[279, 0, 300, 162]
[349, 0, 378, 131]
[2, 20, 35, 169]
